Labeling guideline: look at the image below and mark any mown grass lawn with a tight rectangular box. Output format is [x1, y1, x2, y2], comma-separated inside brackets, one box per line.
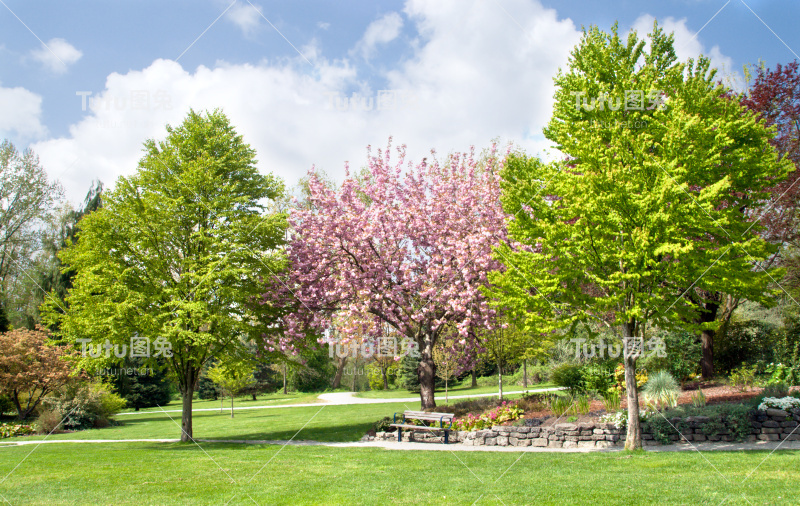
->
[0, 442, 797, 505]
[126, 391, 324, 414]
[354, 380, 557, 399]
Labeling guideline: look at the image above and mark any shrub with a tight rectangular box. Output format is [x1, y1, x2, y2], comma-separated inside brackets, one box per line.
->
[39, 381, 126, 431]
[0, 423, 36, 438]
[373, 416, 396, 432]
[762, 381, 790, 398]
[639, 331, 701, 383]
[613, 363, 647, 392]
[642, 370, 679, 410]
[575, 395, 591, 415]
[581, 364, 613, 394]
[550, 363, 584, 394]
[729, 365, 757, 392]
[644, 404, 753, 445]
[764, 363, 800, 387]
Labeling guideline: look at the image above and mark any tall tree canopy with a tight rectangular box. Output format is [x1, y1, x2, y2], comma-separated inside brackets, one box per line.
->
[266, 141, 506, 408]
[491, 23, 790, 449]
[47, 109, 287, 441]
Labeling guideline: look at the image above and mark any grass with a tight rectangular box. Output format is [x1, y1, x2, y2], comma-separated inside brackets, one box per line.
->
[9, 402, 417, 443]
[0, 442, 797, 504]
[354, 379, 557, 399]
[126, 392, 324, 414]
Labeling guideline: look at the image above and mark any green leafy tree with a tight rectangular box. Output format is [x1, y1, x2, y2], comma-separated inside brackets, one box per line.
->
[109, 357, 172, 411]
[491, 23, 790, 449]
[479, 315, 531, 400]
[46, 110, 287, 441]
[207, 359, 256, 417]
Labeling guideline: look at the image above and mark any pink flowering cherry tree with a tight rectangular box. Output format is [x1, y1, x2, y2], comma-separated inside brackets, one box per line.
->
[266, 140, 507, 408]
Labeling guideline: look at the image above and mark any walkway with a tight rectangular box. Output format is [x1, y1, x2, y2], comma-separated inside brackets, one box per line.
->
[3, 437, 799, 453]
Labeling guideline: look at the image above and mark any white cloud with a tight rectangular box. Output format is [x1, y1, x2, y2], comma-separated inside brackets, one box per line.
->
[631, 15, 742, 90]
[30, 38, 82, 74]
[354, 12, 404, 60]
[317, 22, 331, 30]
[32, 0, 583, 205]
[0, 84, 46, 139]
[226, 2, 261, 36]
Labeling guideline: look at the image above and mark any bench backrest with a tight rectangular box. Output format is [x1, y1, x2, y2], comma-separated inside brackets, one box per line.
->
[404, 411, 454, 421]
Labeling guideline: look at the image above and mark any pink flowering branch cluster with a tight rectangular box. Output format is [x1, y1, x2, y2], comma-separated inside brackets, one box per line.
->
[264, 140, 508, 367]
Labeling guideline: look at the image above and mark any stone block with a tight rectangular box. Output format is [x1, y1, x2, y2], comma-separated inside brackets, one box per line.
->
[548, 441, 563, 448]
[595, 441, 615, 448]
[762, 420, 780, 428]
[485, 437, 497, 445]
[564, 436, 579, 442]
[555, 423, 578, 431]
[578, 435, 594, 441]
[518, 439, 532, 447]
[781, 420, 799, 428]
[758, 434, 780, 441]
[577, 441, 596, 449]
[508, 437, 518, 446]
[766, 409, 790, 418]
[532, 438, 548, 447]
[562, 441, 577, 449]
[693, 434, 707, 442]
[762, 428, 783, 434]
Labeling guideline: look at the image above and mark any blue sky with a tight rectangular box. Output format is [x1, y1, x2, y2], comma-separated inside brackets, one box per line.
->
[1, 0, 798, 204]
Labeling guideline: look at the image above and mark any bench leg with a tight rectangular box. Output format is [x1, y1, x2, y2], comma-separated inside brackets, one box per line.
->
[397, 428, 402, 442]
[444, 430, 449, 445]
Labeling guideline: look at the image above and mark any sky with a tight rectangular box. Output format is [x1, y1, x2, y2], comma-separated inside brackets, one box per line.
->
[1, 0, 798, 206]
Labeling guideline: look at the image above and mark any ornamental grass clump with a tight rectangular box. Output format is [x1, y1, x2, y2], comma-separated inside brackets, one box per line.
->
[643, 370, 680, 411]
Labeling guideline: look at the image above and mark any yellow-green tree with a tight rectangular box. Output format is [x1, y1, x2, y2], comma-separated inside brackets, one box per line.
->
[492, 23, 790, 449]
[207, 359, 256, 418]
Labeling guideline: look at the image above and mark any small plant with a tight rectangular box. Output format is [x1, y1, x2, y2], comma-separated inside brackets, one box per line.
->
[762, 381, 790, 399]
[451, 401, 524, 431]
[550, 363, 585, 394]
[548, 395, 573, 417]
[642, 370, 680, 410]
[601, 389, 621, 412]
[729, 365, 757, 392]
[575, 395, 591, 415]
[765, 363, 800, 386]
[566, 416, 578, 422]
[613, 363, 648, 392]
[691, 388, 706, 408]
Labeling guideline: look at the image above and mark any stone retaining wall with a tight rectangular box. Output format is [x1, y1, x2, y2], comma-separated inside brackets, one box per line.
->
[373, 408, 800, 449]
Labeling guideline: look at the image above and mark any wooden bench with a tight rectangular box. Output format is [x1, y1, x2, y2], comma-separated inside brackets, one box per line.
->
[390, 410, 455, 444]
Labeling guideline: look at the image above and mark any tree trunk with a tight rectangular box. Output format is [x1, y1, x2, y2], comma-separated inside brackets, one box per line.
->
[230, 394, 234, 418]
[283, 363, 287, 394]
[445, 376, 448, 403]
[418, 334, 437, 409]
[498, 365, 504, 401]
[622, 322, 641, 450]
[697, 300, 719, 380]
[181, 384, 194, 442]
[220, 394, 223, 413]
[623, 353, 641, 450]
[471, 369, 477, 388]
[332, 356, 347, 389]
[523, 361, 528, 388]
[382, 366, 389, 390]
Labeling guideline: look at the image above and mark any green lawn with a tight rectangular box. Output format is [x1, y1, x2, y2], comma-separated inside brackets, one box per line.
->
[354, 380, 557, 399]
[10, 401, 416, 443]
[126, 392, 324, 414]
[0, 442, 796, 504]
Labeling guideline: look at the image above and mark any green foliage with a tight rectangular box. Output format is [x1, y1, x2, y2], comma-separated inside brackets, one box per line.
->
[691, 388, 707, 408]
[644, 404, 753, 445]
[38, 381, 126, 432]
[729, 365, 757, 392]
[291, 347, 335, 393]
[197, 375, 221, 400]
[581, 363, 614, 394]
[717, 320, 780, 374]
[366, 361, 399, 391]
[762, 381, 790, 398]
[451, 401, 524, 431]
[548, 395, 573, 417]
[45, 109, 288, 438]
[550, 363, 585, 394]
[109, 358, 172, 410]
[399, 354, 421, 393]
[639, 331, 700, 383]
[601, 390, 621, 412]
[575, 395, 591, 415]
[765, 363, 800, 387]
[642, 370, 680, 410]
[373, 416, 395, 433]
